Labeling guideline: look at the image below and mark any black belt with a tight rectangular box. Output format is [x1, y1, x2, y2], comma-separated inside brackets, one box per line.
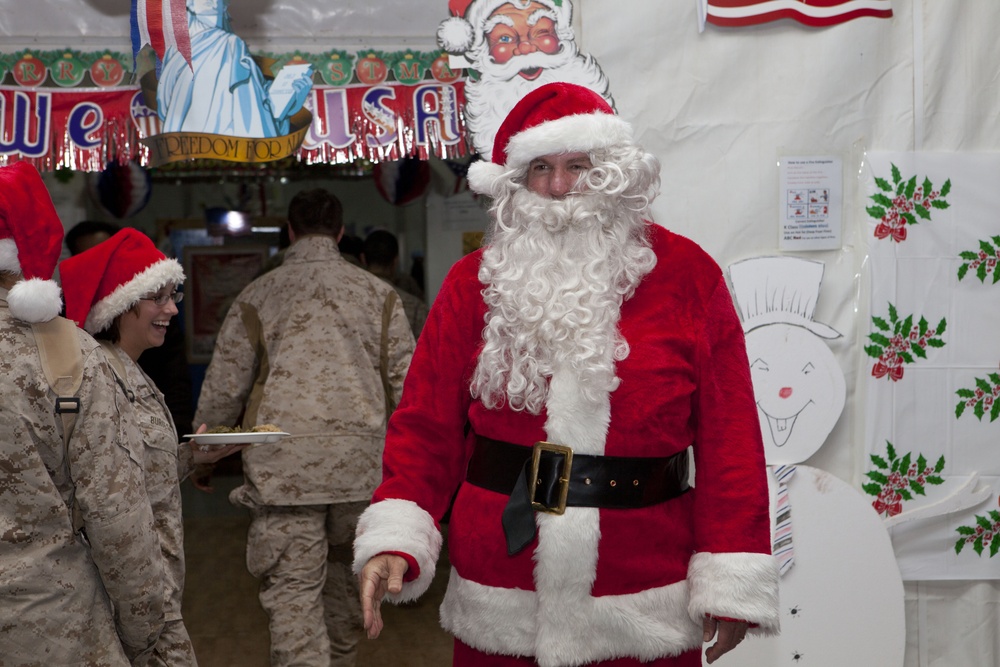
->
[467, 436, 691, 556]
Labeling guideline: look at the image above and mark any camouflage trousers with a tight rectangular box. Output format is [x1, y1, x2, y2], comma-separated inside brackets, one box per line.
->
[146, 619, 198, 667]
[245, 501, 366, 667]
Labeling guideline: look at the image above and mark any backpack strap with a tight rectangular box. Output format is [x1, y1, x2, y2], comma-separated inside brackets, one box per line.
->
[97, 340, 134, 400]
[31, 316, 85, 532]
[33, 317, 84, 438]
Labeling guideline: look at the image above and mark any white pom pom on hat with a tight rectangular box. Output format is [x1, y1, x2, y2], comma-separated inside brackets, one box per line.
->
[0, 161, 65, 323]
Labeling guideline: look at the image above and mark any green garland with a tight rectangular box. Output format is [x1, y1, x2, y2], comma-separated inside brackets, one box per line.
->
[0, 48, 464, 88]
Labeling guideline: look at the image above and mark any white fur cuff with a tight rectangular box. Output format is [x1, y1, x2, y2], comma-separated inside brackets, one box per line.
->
[687, 551, 781, 635]
[353, 498, 443, 603]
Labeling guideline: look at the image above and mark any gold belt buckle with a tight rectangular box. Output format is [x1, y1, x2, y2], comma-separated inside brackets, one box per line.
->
[529, 441, 573, 515]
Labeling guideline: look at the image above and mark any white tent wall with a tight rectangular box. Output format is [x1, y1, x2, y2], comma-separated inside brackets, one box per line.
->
[0, 0, 442, 51]
[4, 1, 998, 664]
[577, 2, 1000, 665]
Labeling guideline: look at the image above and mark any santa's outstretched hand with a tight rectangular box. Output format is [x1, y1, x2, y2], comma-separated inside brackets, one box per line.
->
[359, 553, 408, 639]
[703, 616, 749, 664]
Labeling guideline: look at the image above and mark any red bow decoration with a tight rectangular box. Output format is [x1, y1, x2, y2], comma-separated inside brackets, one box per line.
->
[872, 361, 905, 382]
[875, 222, 907, 242]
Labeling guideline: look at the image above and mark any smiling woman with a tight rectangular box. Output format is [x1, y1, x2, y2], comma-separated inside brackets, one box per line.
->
[59, 228, 246, 667]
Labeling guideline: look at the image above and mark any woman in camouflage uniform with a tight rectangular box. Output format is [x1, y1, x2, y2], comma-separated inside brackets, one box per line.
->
[0, 163, 166, 666]
[61, 228, 244, 667]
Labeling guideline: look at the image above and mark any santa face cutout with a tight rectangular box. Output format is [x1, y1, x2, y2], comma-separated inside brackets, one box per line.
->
[747, 323, 846, 465]
[438, 0, 613, 161]
[487, 3, 561, 75]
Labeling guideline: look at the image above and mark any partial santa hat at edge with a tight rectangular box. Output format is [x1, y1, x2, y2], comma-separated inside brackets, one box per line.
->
[0, 161, 65, 324]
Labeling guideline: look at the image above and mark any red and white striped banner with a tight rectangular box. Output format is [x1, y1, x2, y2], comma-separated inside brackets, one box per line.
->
[699, 0, 892, 29]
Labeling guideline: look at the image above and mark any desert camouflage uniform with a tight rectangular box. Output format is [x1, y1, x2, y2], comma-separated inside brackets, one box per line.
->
[367, 267, 428, 339]
[104, 343, 199, 667]
[195, 235, 413, 666]
[387, 282, 428, 339]
[0, 288, 165, 666]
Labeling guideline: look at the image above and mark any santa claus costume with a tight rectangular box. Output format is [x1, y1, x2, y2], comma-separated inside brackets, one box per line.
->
[354, 83, 779, 667]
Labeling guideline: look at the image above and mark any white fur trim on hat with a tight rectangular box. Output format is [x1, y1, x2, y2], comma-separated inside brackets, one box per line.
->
[7, 277, 62, 324]
[467, 160, 509, 196]
[353, 498, 442, 603]
[83, 257, 185, 334]
[466, 112, 634, 196]
[505, 112, 633, 170]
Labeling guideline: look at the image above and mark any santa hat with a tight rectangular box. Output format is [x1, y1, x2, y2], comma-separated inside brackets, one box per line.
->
[438, 0, 573, 55]
[467, 81, 632, 195]
[0, 162, 65, 324]
[60, 227, 185, 334]
[728, 256, 842, 339]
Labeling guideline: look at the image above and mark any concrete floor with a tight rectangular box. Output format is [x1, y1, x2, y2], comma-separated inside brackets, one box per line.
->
[181, 476, 453, 667]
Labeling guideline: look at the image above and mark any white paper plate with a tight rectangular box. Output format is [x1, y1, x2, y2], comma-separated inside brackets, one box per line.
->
[183, 432, 289, 446]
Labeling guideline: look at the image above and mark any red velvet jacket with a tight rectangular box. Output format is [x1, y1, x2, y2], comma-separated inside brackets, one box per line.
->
[354, 223, 779, 666]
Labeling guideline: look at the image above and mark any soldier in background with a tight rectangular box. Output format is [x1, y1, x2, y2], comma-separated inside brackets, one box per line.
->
[0, 162, 166, 665]
[65, 219, 121, 255]
[362, 229, 429, 338]
[194, 189, 414, 666]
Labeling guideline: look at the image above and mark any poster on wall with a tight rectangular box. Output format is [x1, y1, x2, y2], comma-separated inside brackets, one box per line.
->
[778, 155, 843, 252]
[863, 152, 1000, 580]
[182, 245, 269, 364]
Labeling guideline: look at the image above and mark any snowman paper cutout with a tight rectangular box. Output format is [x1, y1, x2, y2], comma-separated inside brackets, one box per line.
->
[715, 256, 905, 667]
[729, 256, 845, 464]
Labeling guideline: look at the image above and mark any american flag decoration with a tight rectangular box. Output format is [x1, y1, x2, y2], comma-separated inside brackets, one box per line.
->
[130, 0, 193, 68]
[698, 0, 892, 30]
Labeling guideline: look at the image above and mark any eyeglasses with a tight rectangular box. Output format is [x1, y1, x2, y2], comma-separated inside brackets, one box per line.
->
[140, 291, 184, 306]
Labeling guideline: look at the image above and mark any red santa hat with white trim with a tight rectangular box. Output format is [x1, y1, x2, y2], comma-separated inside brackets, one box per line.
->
[0, 161, 65, 324]
[466, 81, 633, 195]
[437, 0, 574, 55]
[60, 227, 184, 334]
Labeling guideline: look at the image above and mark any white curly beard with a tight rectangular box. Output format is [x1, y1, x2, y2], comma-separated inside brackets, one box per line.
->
[470, 187, 656, 415]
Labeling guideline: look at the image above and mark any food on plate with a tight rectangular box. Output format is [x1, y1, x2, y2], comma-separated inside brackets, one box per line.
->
[204, 424, 283, 434]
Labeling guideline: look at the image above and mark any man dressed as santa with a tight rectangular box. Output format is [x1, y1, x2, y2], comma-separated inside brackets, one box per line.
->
[354, 82, 779, 667]
[437, 0, 613, 161]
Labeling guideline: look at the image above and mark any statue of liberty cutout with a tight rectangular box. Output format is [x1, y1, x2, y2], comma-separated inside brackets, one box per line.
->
[131, 0, 313, 165]
[718, 256, 905, 667]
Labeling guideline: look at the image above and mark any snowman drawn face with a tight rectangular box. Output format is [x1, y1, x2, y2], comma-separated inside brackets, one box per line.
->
[746, 323, 846, 465]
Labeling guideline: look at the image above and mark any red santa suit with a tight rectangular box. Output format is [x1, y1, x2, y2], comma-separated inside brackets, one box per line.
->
[354, 83, 779, 667]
